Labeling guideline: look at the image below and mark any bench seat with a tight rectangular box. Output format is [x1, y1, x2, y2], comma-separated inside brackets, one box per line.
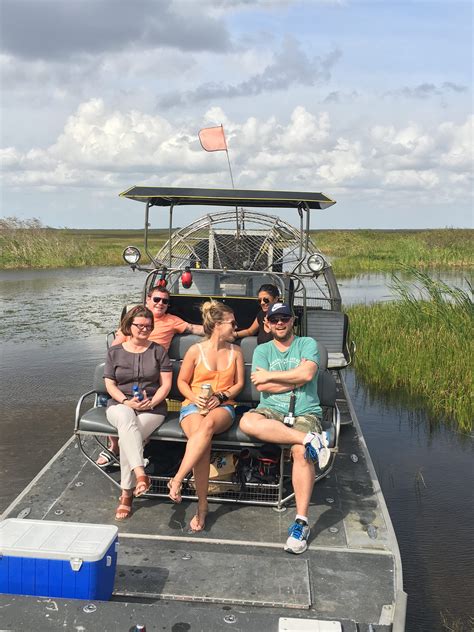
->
[74, 335, 340, 508]
[78, 407, 263, 446]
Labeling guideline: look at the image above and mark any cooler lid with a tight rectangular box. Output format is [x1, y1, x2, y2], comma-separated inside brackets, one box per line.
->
[0, 519, 118, 562]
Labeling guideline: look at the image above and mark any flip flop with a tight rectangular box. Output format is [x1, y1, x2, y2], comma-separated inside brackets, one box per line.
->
[167, 478, 183, 503]
[96, 450, 120, 469]
[190, 505, 208, 532]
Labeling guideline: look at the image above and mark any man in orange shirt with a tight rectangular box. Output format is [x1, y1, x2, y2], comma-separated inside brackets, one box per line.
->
[113, 286, 203, 348]
[97, 286, 203, 467]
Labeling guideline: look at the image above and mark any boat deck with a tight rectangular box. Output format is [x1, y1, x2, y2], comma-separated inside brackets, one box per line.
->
[0, 376, 403, 631]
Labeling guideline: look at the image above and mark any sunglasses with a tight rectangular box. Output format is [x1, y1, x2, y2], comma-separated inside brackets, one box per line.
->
[221, 319, 237, 328]
[258, 297, 271, 304]
[268, 315, 292, 324]
[152, 296, 170, 305]
[132, 323, 153, 331]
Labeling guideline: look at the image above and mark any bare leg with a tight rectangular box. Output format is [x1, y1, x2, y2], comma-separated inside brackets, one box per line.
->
[168, 408, 233, 502]
[189, 444, 211, 531]
[240, 411, 307, 445]
[290, 445, 315, 517]
[109, 436, 119, 453]
[241, 411, 315, 519]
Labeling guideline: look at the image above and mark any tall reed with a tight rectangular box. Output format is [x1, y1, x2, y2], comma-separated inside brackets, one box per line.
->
[347, 269, 473, 432]
[0, 218, 166, 269]
[0, 217, 96, 268]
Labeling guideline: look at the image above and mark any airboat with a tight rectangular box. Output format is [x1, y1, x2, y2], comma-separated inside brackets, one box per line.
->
[0, 187, 406, 631]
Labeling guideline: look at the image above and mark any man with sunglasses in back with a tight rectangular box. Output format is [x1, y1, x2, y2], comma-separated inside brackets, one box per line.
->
[96, 286, 204, 467]
[113, 287, 204, 350]
[239, 302, 330, 555]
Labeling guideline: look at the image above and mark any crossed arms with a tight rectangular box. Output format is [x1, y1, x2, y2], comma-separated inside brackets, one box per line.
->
[250, 358, 318, 393]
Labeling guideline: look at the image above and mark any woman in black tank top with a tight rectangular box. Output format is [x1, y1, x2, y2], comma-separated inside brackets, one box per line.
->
[235, 284, 280, 345]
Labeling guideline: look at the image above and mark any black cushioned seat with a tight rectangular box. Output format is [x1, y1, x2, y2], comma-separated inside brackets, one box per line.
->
[75, 333, 340, 508]
[77, 336, 336, 448]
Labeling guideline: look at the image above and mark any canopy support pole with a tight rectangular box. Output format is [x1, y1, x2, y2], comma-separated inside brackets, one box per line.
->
[168, 204, 175, 267]
[144, 201, 154, 264]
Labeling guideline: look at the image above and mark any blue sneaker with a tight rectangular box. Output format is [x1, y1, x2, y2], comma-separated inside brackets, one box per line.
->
[304, 431, 330, 469]
[284, 519, 310, 554]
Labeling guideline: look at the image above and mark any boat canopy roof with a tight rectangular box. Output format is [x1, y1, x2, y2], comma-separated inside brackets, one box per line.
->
[119, 186, 336, 210]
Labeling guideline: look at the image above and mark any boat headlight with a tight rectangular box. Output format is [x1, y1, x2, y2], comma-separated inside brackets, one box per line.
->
[307, 253, 326, 273]
[123, 246, 141, 265]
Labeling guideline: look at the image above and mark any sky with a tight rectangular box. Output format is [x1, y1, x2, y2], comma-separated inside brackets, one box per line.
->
[0, 0, 472, 230]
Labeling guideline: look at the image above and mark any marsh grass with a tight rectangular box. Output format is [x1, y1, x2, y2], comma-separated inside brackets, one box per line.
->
[347, 269, 473, 432]
[315, 229, 473, 276]
[0, 217, 97, 268]
[441, 610, 474, 632]
[1, 220, 472, 273]
[0, 219, 165, 268]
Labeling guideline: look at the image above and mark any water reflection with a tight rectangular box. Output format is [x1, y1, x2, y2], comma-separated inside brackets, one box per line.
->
[345, 370, 474, 631]
[339, 269, 471, 306]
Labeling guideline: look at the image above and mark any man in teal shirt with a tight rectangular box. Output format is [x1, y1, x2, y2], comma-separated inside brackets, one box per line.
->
[239, 302, 329, 555]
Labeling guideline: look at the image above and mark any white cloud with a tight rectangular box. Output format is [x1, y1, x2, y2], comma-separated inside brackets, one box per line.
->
[1, 100, 471, 210]
[0, 1, 471, 228]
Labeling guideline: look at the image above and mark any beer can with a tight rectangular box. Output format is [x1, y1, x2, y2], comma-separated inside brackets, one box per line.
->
[200, 383, 213, 399]
[198, 383, 213, 414]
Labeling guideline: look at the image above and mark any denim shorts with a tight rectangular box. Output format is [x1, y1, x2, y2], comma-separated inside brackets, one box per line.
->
[179, 403, 236, 423]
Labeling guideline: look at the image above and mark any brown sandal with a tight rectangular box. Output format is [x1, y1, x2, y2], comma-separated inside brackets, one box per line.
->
[115, 494, 133, 521]
[167, 478, 183, 503]
[134, 475, 151, 497]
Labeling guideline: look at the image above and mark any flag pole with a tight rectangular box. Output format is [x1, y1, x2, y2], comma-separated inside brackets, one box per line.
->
[220, 124, 239, 240]
[222, 125, 235, 189]
[198, 123, 240, 248]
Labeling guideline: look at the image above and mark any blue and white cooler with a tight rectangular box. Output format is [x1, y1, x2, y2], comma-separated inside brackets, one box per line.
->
[0, 519, 118, 600]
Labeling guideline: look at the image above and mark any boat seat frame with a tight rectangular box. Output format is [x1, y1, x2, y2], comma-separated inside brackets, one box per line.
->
[74, 335, 340, 509]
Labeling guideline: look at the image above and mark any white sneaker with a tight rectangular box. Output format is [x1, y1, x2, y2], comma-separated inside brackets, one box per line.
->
[304, 431, 331, 469]
[284, 519, 310, 554]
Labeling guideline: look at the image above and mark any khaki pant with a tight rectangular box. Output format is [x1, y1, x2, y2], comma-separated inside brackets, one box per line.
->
[106, 404, 165, 489]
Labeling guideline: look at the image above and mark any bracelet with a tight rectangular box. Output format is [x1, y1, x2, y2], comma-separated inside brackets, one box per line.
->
[121, 397, 128, 404]
[215, 392, 228, 405]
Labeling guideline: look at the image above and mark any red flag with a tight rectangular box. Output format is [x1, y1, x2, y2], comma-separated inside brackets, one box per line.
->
[198, 125, 227, 152]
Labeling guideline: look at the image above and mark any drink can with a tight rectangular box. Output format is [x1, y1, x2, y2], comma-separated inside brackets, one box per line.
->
[198, 383, 213, 414]
[200, 384, 213, 399]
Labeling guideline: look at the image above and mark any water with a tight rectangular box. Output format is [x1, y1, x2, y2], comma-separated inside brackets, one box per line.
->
[1, 266, 472, 630]
[338, 269, 472, 306]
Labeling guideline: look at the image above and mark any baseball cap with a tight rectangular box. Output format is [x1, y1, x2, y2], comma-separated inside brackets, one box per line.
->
[267, 302, 293, 318]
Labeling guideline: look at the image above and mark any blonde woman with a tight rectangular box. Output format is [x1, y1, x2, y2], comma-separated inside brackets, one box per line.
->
[169, 301, 245, 531]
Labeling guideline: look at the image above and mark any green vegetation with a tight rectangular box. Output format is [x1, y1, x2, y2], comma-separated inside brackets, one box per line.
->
[0, 219, 166, 269]
[1, 218, 472, 272]
[347, 270, 473, 432]
[314, 229, 473, 276]
[0, 218, 95, 268]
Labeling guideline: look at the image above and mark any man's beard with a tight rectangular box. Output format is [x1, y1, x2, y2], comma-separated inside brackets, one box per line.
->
[274, 328, 292, 343]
